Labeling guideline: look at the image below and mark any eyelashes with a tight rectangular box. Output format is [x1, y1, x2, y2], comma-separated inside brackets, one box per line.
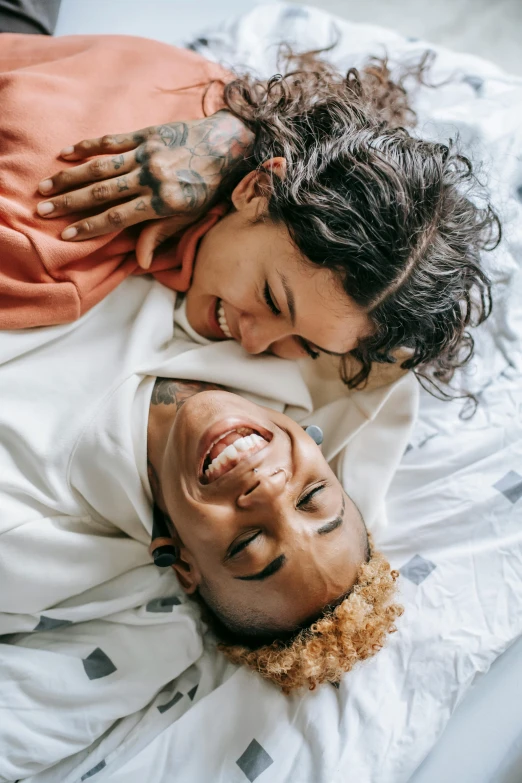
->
[228, 531, 260, 559]
[297, 482, 326, 509]
[264, 282, 281, 316]
[263, 282, 320, 360]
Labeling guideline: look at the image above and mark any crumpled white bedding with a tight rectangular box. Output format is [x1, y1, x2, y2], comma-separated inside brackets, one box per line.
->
[2, 4, 522, 783]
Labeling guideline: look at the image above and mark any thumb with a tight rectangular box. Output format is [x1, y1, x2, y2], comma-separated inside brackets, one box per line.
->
[136, 217, 188, 270]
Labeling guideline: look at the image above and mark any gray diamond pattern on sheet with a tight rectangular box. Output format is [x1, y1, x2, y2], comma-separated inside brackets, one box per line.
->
[400, 555, 436, 585]
[283, 6, 309, 19]
[146, 595, 181, 612]
[81, 760, 106, 780]
[82, 648, 117, 680]
[34, 615, 73, 631]
[494, 471, 522, 503]
[462, 74, 484, 94]
[157, 691, 183, 714]
[236, 739, 274, 782]
[187, 684, 199, 701]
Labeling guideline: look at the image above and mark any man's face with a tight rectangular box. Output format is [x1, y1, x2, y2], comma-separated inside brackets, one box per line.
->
[160, 391, 367, 634]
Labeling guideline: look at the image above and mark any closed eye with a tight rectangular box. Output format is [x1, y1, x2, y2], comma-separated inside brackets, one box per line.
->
[264, 282, 281, 316]
[227, 531, 260, 559]
[297, 338, 320, 360]
[297, 482, 326, 510]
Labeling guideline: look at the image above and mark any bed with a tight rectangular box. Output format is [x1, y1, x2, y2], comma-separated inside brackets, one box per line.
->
[6, 3, 522, 782]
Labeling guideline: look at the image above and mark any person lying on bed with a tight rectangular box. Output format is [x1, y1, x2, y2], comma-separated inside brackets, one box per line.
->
[0, 33, 499, 396]
[0, 314, 404, 696]
[146, 379, 401, 693]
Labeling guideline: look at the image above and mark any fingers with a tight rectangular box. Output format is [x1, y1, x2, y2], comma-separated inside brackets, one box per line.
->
[38, 150, 137, 197]
[56, 197, 158, 241]
[136, 217, 188, 269]
[57, 126, 157, 161]
[37, 171, 141, 219]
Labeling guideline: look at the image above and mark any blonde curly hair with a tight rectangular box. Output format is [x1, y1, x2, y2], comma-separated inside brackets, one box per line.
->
[202, 538, 403, 694]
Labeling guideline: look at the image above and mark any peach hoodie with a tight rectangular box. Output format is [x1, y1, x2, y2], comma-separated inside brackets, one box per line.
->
[0, 34, 229, 329]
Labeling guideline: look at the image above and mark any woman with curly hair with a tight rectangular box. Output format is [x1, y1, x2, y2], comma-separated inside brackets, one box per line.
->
[0, 32, 499, 397]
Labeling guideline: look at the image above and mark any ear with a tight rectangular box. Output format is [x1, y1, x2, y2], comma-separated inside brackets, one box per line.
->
[171, 548, 202, 595]
[231, 157, 287, 214]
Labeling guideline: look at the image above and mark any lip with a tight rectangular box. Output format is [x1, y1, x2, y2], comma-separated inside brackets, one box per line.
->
[197, 416, 273, 484]
[208, 297, 229, 340]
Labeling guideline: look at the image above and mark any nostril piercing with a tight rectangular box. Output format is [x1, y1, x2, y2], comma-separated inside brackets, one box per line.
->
[253, 468, 258, 473]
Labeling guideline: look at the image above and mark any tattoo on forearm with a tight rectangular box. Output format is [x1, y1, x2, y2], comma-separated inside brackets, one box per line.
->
[116, 176, 129, 192]
[151, 378, 223, 409]
[112, 154, 125, 170]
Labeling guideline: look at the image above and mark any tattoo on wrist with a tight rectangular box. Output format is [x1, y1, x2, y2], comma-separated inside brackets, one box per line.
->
[151, 378, 223, 410]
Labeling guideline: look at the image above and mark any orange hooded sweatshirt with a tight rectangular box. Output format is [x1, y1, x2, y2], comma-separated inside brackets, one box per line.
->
[0, 34, 230, 329]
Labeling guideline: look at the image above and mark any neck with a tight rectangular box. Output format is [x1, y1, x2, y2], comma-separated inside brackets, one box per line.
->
[147, 377, 222, 508]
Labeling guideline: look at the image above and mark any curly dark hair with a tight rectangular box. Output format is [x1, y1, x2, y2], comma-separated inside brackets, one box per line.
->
[218, 51, 500, 395]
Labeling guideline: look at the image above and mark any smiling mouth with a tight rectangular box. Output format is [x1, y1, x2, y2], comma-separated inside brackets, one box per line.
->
[215, 298, 232, 339]
[201, 427, 268, 483]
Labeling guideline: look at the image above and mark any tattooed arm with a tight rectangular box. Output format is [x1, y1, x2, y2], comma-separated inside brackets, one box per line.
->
[35, 111, 254, 265]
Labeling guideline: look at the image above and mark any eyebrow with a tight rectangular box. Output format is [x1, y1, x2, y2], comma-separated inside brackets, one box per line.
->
[317, 496, 345, 536]
[235, 553, 287, 582]
[278, 272, 350, 357]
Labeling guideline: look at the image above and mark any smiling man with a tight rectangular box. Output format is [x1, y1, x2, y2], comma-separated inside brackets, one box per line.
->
[0, 271, 414, 780]
[147, 383, 369, 643]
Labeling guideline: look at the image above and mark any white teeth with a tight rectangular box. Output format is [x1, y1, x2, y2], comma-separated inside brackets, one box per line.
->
[203, 431, 266, 477]
[217, 300, 232, 339]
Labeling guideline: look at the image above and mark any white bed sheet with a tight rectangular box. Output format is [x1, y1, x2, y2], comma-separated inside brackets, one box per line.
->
[8, 3, 522, 783]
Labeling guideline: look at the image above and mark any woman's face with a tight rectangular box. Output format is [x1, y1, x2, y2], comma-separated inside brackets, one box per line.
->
[185, 168, 373, 361]
[160, 390, 367, 634]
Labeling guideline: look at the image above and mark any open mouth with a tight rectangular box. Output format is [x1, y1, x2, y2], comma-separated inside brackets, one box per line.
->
[200, 426, 269, 484]
[215, 298, 232, 339]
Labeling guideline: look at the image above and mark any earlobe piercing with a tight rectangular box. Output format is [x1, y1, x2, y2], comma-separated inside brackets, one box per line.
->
[150, 505, 179, 568]
[304, 424, 324, 445]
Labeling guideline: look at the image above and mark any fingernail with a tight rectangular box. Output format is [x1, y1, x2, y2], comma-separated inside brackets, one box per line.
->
[60, 146, 74, 156]
[38, 179, 53, 193]
[62, 227, 78, 240]
[37, 202, 55, 216]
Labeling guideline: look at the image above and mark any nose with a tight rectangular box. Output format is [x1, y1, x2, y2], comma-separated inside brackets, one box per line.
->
[236, 466, 289, 509]
[238, 312, 290, 355]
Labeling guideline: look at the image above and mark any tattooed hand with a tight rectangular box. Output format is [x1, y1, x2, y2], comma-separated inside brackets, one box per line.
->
[36, 111, 253, 265]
